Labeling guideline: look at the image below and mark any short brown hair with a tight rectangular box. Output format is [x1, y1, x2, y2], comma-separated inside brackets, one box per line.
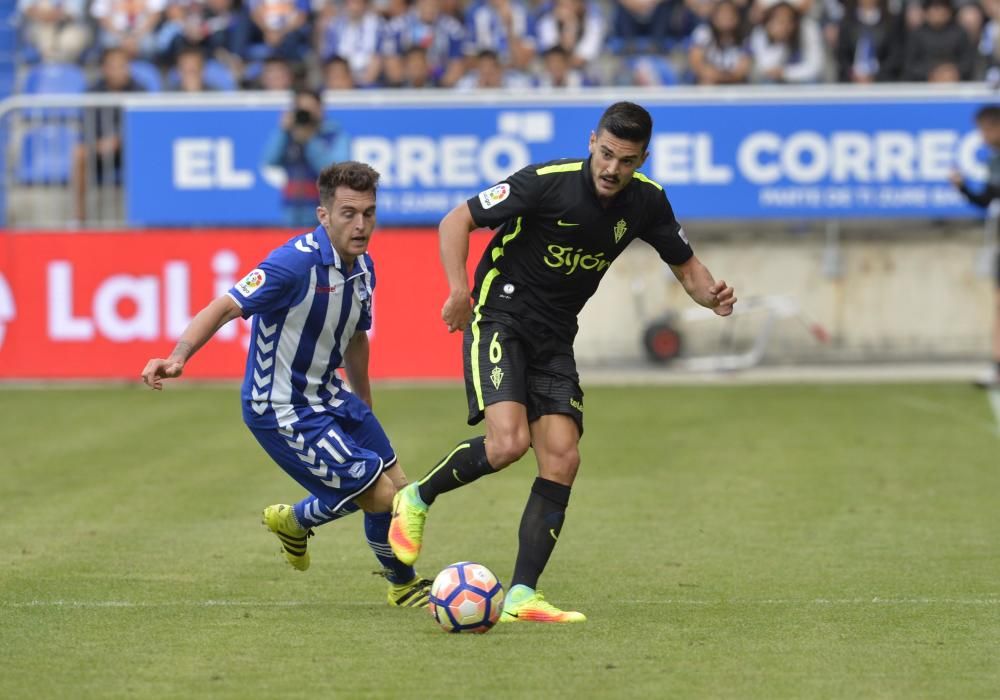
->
[317, 161, 380, 206]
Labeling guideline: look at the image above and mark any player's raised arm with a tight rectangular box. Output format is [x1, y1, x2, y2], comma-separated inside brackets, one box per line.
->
[669, 255, 737, 317]
[438, 201, 478, 333]
[140, 294, 243, 389]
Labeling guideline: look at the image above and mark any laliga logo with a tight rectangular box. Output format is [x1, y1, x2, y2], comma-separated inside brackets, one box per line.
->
[47, 251, 250, 343]
[0, 272, 15, 350]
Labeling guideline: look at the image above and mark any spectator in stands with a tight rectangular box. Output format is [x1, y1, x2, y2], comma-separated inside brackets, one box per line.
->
[255, 54, 296, 88]
[262, 88, 350, 227]
[957, 1, 986, 46]
[749, 0, 810, 24]
[247, 0, 310, 62]
[464, 0, 536, 70]
[322, 55, 358, 89]
[17, 0, 93, 64]
[534, 0, 606, 69]
[905, 0, 984, 43]
[535, 44, 590, 87]
[73, 47, 146, 223]
[157, 0, 210, 64]
[454, 48, 533, 87]
[172, 45, 213, 90]
[834, 0, 904, 81]
[749, 1, 826, 82]
[375, 0, 408, 22]
[980, 0, 1000, 83]
[687, 0, 730, 32]
[949, 104, 1000, 388]
[316, 0, 385, 87]
[91, 0, 167, 61]
[156, 0, 253, 69]
[902, 0, 976, 81]
[382, 0, 466, 87]
[611, 0, 678, 51]
[398, 45, 439, 87]
[688, 0, 753, 84]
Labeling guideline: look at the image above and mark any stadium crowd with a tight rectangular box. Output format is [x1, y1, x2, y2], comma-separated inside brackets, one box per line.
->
[13, 0, 1000, 92]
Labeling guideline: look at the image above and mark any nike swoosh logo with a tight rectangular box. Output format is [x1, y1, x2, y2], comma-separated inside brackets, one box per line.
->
[452, 468, 467, 484]
[556, 219, 579, 227]
[549, 528, 559, 541]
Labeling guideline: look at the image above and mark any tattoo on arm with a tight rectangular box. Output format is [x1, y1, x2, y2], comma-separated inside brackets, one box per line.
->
[170, 340, 194, 361]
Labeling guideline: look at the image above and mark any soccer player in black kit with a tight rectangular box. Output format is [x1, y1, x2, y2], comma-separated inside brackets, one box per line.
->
[390, 102, 738, 623]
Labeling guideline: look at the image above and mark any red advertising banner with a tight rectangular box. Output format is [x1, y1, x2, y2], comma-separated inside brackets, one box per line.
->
[0, 229, 491, 380]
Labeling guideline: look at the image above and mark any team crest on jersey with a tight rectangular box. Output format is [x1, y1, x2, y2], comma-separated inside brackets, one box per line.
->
[478, 183, 510, 209]
[490, 365, 504, 390]
[613, 219, 628, 244]
[236, 269, 266, 297]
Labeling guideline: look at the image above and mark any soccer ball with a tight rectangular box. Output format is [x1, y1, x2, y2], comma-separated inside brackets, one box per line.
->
[428, 561, 505, 633]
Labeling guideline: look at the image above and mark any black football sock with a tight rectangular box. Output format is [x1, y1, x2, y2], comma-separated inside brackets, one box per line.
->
[510, 477, 571, 591]
[416, 436, 495, 505]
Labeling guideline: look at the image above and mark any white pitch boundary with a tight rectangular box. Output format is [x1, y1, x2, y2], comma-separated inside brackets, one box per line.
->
[3, 598, 998, 609]
[987, 388, 1000, 435]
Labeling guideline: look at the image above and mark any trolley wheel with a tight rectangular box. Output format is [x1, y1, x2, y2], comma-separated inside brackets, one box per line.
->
[642, 321, 682, 364]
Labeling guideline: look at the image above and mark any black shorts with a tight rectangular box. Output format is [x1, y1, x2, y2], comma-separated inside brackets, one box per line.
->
[463, 308, 584, 435]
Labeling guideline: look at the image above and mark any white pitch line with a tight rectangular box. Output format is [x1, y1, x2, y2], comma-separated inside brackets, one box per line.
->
[3, 598, 998, 609]
[1, 600, 370, 609]
[888, 393, 998, 435]
[627, 598, 1000, 606]
[987, 388, 1000, 435]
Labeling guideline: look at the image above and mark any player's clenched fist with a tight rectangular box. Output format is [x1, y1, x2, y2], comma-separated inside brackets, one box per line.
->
[442, 291, 473, 333]
[709, 280, 737, 317]
[141, 358, 184, 390]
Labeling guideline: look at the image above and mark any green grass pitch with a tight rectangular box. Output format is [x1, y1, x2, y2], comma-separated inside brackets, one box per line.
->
[1, 383, 998, 699]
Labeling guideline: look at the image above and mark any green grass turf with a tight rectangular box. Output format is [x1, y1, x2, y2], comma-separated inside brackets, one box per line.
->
[1, 383, 998, 699]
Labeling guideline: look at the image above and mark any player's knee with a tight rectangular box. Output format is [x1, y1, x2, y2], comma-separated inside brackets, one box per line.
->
[541, 445, 580, 484]
[354, 473, 394, 513]
[486, 431, 530, 468]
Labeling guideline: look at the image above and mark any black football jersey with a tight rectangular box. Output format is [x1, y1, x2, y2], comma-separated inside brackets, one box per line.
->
[466, 157, 694, 337]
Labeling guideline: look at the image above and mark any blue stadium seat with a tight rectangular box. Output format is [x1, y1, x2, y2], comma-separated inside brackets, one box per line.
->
[203, 59, 236, 91]
[166, 59, 237, 91]
[129, 60, 163, 92]
[21, 63, 86, 94]
[626, 55, 679, 86]
[16, 123, 80, 184]
[20, 64, 86, 120]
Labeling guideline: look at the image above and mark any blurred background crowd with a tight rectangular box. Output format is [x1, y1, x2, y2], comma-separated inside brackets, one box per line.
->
[10, 0, 1000, 96]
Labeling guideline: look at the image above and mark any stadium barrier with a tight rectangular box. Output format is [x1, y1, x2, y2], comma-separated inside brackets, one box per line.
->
[0, 87, 996, 374]
[1, 85, 998, 228]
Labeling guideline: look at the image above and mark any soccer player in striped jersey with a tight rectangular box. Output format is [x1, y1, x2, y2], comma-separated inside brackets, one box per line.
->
[141, 161, 431, 608]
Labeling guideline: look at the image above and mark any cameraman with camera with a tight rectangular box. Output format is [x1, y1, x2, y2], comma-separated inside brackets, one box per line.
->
[263, 87, 350, 227]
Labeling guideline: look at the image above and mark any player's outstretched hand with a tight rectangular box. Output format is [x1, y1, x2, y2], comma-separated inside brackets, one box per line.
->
[141, 358, 184, 390]
[709, 280, 737, 317]
[442, 291, 473, 333]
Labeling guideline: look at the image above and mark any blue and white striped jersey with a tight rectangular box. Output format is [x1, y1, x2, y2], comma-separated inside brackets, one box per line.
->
[226, 225, 375, 429]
